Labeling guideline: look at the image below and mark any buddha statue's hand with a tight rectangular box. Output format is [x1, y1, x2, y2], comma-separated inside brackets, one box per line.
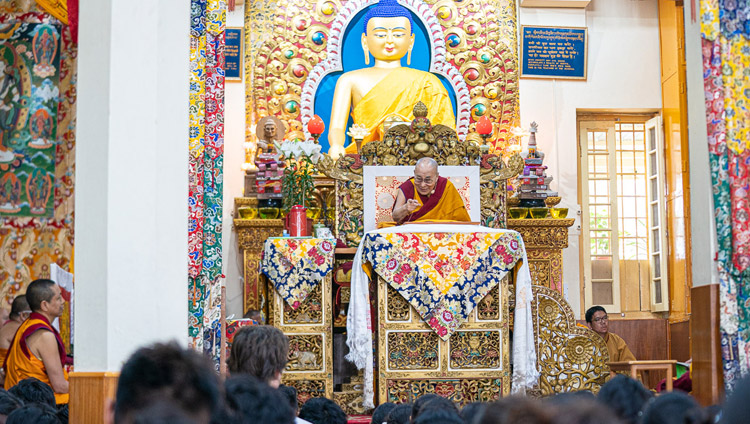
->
[328, 143, 346, 159]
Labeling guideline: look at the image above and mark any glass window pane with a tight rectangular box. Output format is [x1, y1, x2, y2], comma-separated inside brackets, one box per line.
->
[650, 152, 657, 176]
[591, 257, 613, 279]
[593, 281, 613, 305]
[649, 127, 656, 150]
[595, 132, 607, 150]
[588, 132, 594, 150]
[651, 178, 659, 199]
[596, 180, 609, 197]
[652, 229, 660, 252]
[654, 255, 661, 278]
[651, 203, 659, 226]
[621, 123, 633, 130]
[654, 278, 662, 304]
[634, 152, 646, 173]
[634, 123, 644, 130]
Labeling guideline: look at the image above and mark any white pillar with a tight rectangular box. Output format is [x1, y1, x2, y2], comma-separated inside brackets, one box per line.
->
[75, 0, 190, 372]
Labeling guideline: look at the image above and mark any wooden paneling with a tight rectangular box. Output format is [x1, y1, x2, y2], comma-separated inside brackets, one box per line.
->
[669, 319, 690, 362]
[690, 285, 723, 406]
[69, 372, 119, 424]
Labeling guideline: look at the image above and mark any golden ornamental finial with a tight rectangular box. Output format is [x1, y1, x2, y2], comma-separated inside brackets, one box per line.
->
[412, 101, 428, 118]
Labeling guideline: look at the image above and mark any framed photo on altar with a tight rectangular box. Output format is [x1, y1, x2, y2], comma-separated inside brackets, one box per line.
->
[520, 25, 588, 80]
[225, 27, 243, 82]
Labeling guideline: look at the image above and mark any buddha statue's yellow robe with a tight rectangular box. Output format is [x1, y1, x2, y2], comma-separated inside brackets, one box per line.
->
[346, 68, 456, 153]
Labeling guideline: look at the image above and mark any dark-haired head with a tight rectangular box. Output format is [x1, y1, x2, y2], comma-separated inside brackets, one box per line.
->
[113, 342, 221, 424]
[596, 375, 652, 424]
[585, 306, 607, 324]
[460, 402, 487, 424]
[228, 326, 288, 387]
[722, 376, 750, 424]
[8, 296, 29, 321]
[641, 391, 706, 424]
[371, 402, 396, 424]
[6, 403, 60, 424]
[551, 397, 620, 424]
[129, 399, 197, 424]
[223, 375, 295, 424]
[25, 279, 57, 313]
[0, 389, 23, 419]
[413, 395, 458, 420]
[478, 395, 554, 424]
[412, 408, 463, 424]
[278, 385, 299, 414]
[385, 403, 412, 424]
[8, 378, 55, 407]
[299, 397, 348, 424]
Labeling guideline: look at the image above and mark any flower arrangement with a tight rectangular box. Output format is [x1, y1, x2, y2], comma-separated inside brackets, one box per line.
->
[275, 139, 322, 212]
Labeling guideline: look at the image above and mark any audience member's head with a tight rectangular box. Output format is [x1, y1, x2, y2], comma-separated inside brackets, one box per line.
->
[278, 385, 299, 414]
[113, 342, 221, 424]
[550, 397, 621, 424]
[56, 404, 68, 424]
[8, 296, 29, 322]
[412, 394, 458, 420]
[243, 309, 262, 323]
[228, 326, 288, 388]
[0, 389, 23, 423]
[298, 397, 348, 424]
[6, 403, 60, 424]
[385, 403, 412, 424]
[585, 306, 607, 324]
[223, 375, 294, 424]
[25, 279, 58, 314]
[545, 390, 595, 407]
[130, 400, 198, 424]
[460, 402, 487, 424]
[412, 408, 463, 424]
[596, 375, 652, 424]
[722, 376, 750, 424]
[641, 391, 707, 424]
[7, 378, 55, 407]
[371, 402, 396, 424]
[478, 395, 554, 424]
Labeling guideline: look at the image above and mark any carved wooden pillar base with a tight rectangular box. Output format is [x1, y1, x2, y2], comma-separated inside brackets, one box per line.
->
[234, 213, 284, 316]
[508, 218, 575, 294]
[69, 372, 119, 424]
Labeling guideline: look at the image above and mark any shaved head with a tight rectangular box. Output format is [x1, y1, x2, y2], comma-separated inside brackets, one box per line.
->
[415, 157, 438, 173]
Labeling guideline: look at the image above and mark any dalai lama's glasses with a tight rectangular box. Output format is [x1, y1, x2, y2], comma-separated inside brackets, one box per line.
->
[592, 316, 609, 323]
[414, 176, 435, 185]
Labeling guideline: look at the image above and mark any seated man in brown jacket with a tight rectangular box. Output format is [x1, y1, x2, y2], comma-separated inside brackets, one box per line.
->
[586, 305, 636, 362]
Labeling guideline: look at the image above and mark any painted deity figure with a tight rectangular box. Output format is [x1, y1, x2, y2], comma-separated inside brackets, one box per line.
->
[327, 0, 456, 157]
[0, 59, 20, 164]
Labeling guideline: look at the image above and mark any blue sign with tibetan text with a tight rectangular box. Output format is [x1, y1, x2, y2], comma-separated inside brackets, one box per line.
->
[521, 26, 587, 80]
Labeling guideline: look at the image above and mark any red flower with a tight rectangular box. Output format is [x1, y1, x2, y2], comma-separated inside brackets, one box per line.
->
[394, 274, 403, 284]
[510, 239, 519, 250]
[438, 326, 448, 337]
[315, 256, 325, 265]
[292, 301, 300, 309]
[429, 317, 439, 327]
[386, 259, 398, 270]
[442, 310, 454, 322]
[401, 263, 412, 273]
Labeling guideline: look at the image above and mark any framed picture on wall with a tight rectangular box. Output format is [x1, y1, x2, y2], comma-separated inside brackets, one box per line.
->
[225, 27, 243, 82]
[521, 25, 588, 80]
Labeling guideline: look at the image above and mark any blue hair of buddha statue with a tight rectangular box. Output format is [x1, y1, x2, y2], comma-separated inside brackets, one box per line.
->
[362, 0, 414, 35]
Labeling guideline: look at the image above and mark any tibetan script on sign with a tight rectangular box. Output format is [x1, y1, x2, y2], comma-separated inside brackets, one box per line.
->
[521, 26, 587, 80]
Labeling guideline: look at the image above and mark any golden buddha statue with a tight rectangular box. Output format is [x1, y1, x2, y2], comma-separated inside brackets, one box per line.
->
[327, 0, 456, 158]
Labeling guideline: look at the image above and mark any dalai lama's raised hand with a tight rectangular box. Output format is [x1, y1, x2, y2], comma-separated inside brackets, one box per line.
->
[405, 199, 420, 212]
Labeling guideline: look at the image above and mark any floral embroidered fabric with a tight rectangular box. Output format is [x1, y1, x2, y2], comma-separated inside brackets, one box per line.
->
[261, 238, 336, 309]
[362, 231, 523, 340]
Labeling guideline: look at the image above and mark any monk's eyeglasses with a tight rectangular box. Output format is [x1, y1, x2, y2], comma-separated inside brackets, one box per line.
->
[592, 316, 609, 323]
[414, 177, 434, 184]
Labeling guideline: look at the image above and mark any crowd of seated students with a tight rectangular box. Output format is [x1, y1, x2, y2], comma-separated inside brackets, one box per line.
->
[1, 319, 748, 423]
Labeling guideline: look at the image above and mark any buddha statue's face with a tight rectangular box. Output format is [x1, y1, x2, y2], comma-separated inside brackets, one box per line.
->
[362, 16, 414, 62]
[263, 121, 277, 140]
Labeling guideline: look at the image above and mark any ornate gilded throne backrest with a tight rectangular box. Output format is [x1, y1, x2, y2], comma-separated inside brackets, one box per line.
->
[531, 285, 610, 395]
[318, 103, 523, 246]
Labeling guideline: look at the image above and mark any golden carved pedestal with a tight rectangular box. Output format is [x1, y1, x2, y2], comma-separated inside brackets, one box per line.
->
[508, 218, 575, 294]
[233, 208, 284, 314]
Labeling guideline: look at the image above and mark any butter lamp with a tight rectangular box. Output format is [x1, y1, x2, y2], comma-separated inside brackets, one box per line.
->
[476, 116, 493, 152]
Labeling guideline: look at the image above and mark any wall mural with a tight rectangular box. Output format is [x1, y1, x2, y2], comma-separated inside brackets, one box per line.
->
[0, 3, 76, 352]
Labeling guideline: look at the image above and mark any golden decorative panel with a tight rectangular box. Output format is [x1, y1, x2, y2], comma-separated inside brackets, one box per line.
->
[385, 378, 503, 405]
[386, 331, 440, 370]
[283, 379, 327, 405]
[287, 334, 325, 372]
[387, 285, 411, 322]
[234, 217, 284, 313]
[333, 391, 370, 416]
[476, 285, 500, 320]
[531, 285, 609, 395]
[508, 218, 573, 295]
[449, 331, 501, 369]
[377, 275, 510, 404]
[283, 283, 323, 324]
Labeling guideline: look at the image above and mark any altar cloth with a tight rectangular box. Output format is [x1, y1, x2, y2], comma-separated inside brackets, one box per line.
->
[346, 224, 538, 408]
[362, 231, 523, 340]
[261, 238, 335, 309]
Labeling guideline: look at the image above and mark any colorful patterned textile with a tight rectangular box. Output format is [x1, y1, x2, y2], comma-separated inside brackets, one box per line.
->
[261, 238, 335, 309]
[0, 6, 75, 352]
[346, 224, 537, 407]
[363, 231, 522, 339]
[700, 0, 750, 390]
[188, 0, 226, 353]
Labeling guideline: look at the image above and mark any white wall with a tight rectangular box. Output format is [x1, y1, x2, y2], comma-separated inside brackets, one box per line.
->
[75, 0, 189, 371]
[224, 8, 248, 318]
[518, 0, 662, 317]
[222, 0, 664, 319]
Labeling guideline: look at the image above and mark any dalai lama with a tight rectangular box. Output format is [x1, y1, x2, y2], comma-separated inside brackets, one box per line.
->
[391, 157, 471, 224]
